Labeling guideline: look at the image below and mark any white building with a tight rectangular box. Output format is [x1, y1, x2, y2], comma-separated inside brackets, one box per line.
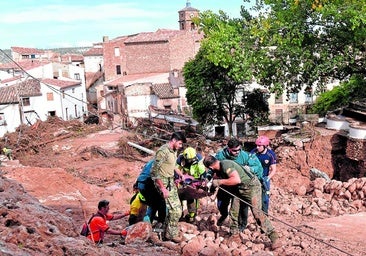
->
[0, 54, 87, 137]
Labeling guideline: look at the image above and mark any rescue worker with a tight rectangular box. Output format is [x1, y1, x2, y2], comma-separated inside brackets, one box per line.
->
[176, 146, 206, 223]
[128, 184, 148, 225]
[203, 155, 281, 249]
[87, 200, 130, 244]
[215, 138, 263, 230]
[251, 135, 277, 214]
[150, 131, 186, 243]
[136, 159, 166, 226]
[3, 147, 13, 160]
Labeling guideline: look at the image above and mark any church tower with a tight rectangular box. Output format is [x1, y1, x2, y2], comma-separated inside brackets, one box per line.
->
[178, 0, 199, 31]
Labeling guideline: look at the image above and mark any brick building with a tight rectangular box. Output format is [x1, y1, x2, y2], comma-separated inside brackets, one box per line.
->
[100, 1, 203, 125]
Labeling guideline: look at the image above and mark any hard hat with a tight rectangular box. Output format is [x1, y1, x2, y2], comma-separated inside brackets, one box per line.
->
[255, 136, 270, 146]
[183, 147, 197, 160]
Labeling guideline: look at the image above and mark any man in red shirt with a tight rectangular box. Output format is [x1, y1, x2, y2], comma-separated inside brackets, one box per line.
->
[87, 200, 129, 244]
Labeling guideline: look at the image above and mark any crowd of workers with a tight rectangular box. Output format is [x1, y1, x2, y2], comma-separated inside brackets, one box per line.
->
[85, 132, 281, 249]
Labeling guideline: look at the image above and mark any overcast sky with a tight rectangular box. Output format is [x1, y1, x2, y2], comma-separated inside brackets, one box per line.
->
[0, 0, 254, 50]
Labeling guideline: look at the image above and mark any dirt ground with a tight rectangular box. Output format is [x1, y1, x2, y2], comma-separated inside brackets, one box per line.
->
[0, 119, 365, 256]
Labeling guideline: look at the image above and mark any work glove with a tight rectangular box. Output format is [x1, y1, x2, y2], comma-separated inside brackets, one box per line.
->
[212, 179, 221, 188]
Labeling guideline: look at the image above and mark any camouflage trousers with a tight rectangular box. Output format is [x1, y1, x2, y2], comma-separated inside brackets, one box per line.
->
[161, 177, 182, 239]
[229, 178, 275, 235]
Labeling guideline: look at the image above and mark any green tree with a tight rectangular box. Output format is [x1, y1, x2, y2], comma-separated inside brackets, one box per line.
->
[183, 9, 262, 136]
[183, 50, 238, 136]
[242, 88, 270, 126]
[251, 0, 366, 95]
[311, 75, 366, 116]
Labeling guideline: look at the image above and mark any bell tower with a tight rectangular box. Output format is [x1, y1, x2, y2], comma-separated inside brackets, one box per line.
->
[178, 0, 199, 31]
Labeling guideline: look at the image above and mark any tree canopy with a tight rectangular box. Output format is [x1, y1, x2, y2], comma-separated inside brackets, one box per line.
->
[183, 0, 366, 135]
[311, 74, 366, 116]
[183, 9, 269, 136]
[251, 0, 366, 95]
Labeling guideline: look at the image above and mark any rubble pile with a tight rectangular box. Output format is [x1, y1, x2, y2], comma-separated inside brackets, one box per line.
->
[0, 119, 365, 255]
[1, 117, 102, 163]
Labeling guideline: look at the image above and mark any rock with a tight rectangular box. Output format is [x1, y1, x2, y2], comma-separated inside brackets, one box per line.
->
[124, 222, 152, 245]
[350, 200, 364, 210]
[347, 180, 357, 193]
[294, 185, 307, 196]
[182, 237, 205, 256]
[200, 245, 229, 256]
[312, 178, 327, 192]
[313, 188, 324, 198]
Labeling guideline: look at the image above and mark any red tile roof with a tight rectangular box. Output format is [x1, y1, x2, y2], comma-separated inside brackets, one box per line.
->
[0, 79, 42, 104]
[0, 75, 22, 84]
[84, 47, 103, 56]
[125, 29, 185, 44]
[41, 78, 81, 89]
[152, 83, 179, 99]
[85, 71, 103, 89]
[11, 46, 44, 55]
[0, 60, 50, 71]
[61, 54, 84, 62]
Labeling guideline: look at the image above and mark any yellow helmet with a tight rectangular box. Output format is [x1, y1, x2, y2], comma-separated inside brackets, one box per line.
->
[137, 192, 146, 202]
[183, 147, 197, 160]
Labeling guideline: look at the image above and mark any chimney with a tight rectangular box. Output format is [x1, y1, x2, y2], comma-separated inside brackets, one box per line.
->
[103, 36, 109, 43]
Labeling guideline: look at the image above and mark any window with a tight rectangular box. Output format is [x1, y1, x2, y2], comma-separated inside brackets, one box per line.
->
[48, 111, 56, 116]
[275, 109, 283, 123]
[304, 87, 313, 103]
[215, 126, 225, 138]
[22, 97, 30, 106]
[0, 113, 5, 125]
[114, 47, 120, 56]
[116, 65, 121, 75]
[72, 88, 75, 93]
[275, 93, 283, 104]
[236, 123, 246, 137]
[305, 92, 313, 103]
[47, 92, 54, 101]
[74, 105, 77, 117]
[289, 93, 298, 103]
[74, 73, 80, 80]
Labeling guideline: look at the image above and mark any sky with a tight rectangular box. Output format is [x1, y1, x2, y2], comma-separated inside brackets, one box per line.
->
[0, 0, 255, 50]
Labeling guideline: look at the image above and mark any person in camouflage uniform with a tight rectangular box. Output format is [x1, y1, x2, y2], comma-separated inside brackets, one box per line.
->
[203, 155, 281, 249]
[150, 131, 186, 243]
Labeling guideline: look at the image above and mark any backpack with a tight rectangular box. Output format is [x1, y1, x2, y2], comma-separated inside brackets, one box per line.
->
[80, 222, 90, 236]
[80, 213, 102, 237]
[136, 159, 155, 191]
